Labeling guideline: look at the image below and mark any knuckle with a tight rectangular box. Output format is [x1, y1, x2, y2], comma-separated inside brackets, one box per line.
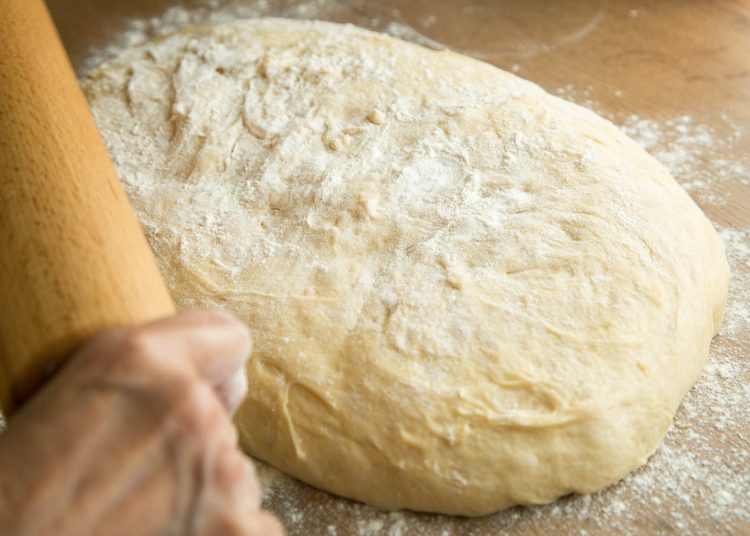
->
[171, 380, 223, 435]
[116, 329, 161, 368]
[72, 327, 164, 380]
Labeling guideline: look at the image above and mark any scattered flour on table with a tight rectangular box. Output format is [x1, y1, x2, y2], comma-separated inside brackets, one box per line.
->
[79, 3, 749, 533]
[717, 227, 750, 339]
[556, 83, 602, 112]
[80, 0, 446, 78]
[620, 114, 749, 206]
[82, 0, 346, 76]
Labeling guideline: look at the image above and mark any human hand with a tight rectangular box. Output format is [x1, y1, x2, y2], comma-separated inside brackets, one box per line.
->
[0, 311, 283, 536]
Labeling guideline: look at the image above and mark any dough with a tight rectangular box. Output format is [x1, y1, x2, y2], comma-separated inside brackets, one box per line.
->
[84, 19, 729, 515]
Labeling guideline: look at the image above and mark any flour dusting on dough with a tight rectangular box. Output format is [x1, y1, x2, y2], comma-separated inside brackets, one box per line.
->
[78, 4, 748, 533]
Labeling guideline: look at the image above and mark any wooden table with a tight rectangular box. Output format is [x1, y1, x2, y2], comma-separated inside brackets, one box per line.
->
[48, 1, 750, 533]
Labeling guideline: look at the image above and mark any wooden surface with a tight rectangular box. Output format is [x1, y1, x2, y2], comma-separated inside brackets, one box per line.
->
[45, 0, 750, 534]
[0, 0, 175, 413]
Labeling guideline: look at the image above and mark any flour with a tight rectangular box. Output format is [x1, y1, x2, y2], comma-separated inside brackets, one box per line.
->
[80, 0, 443, 78]
[717, 228, 750, 338]
[77, 3, 749, 533]
[620, 114, 749, 206]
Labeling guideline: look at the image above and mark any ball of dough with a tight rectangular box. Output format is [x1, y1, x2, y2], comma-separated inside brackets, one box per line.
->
[84, 19, 729, 515]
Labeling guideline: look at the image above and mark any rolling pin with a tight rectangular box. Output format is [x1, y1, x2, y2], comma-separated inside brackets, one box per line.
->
[0, 0, 175, 414]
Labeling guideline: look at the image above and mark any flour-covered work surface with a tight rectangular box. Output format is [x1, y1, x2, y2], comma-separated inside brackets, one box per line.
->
[54, 0, 750, 533]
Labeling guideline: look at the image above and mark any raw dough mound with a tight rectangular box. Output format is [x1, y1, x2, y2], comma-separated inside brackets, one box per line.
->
[85, 19, 729, 515]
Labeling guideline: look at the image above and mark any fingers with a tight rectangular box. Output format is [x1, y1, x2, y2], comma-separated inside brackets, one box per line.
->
[85, 312, 280, 534]
[0, 311, 280, 536]
[94, 310, 252, 413]
[175, 407, 283, 536]
[211, 443, 262, 511]
[220, 366, 249, 415]
[136, 310, 252, 387]
[197, 509, 284, 536]
[242, 510, 285, 536]
[94, 454, 174, 536]
[155, 311, 251, 414]
[74, 310, 262, 530]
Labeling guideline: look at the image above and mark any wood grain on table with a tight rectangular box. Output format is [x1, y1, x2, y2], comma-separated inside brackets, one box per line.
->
[48, 1, 750, 534]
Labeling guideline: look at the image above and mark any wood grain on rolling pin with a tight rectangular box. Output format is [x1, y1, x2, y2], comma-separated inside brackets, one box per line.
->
[0, 0, 174, 413]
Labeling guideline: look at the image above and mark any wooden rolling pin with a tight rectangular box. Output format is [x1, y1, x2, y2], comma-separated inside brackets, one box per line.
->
[0, 0, 175, 414]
